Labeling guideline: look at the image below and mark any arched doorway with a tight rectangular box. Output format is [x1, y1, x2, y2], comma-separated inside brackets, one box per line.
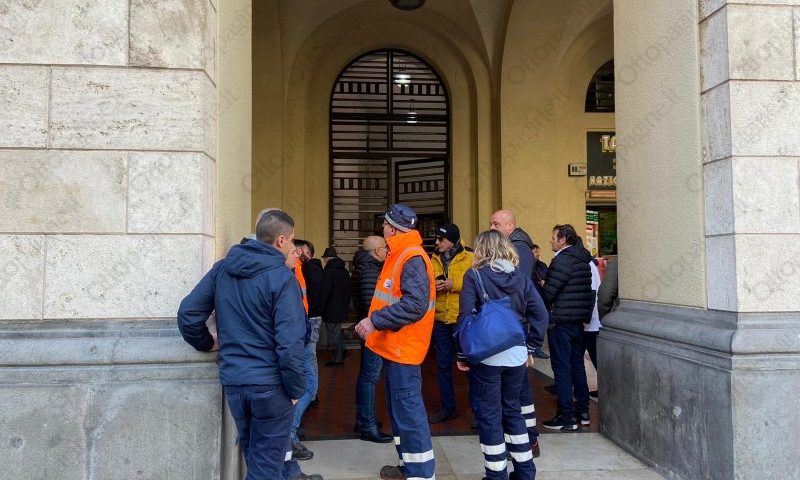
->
[329, 49, 450, 262]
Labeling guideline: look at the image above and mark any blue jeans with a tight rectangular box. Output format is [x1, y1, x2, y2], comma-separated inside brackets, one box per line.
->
[470, 363, 536, 480]
[432, 321, 457, 413]
[225, 385, 302, 480]
[355, 341, 383, 430]
[384, 360, 436, 479]
[548, 323, 590, 418]
[290, 343, 319, 444]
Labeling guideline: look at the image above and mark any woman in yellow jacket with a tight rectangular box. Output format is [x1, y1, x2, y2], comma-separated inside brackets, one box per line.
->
[429, 223, 474, 423]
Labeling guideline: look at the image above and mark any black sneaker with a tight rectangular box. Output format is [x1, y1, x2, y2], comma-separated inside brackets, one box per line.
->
[577, 412, 590, 426]
[291, 442, 314, 461]
[544, 384, 557, 395]
[379, 465, 405, 480]
[542, 414, 578, 431]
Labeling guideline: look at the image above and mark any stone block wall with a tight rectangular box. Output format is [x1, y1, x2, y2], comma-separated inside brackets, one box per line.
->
[0, 1, 221, 479]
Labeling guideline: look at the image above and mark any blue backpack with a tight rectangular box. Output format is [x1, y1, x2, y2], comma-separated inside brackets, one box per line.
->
[457, 268, 526, 363]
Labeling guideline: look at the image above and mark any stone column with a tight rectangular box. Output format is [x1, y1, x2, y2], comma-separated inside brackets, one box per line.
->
[602, 1, 800, 479]
[700, 0, 800, 476]
[0, 1, 220, 479]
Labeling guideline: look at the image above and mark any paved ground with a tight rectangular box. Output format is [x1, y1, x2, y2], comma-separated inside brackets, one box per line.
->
[297, 433, 665, 479]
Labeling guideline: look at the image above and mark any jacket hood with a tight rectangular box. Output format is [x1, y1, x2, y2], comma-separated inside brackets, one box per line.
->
[475, 264, 527, 297]
[509, 228, 534, 249]
[324, 257, 347, 270]
[560, 245, 594, 264]
[224, 239, 287, 278]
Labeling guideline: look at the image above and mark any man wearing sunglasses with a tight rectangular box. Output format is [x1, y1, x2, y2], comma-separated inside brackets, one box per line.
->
[429, 223, 473, 424]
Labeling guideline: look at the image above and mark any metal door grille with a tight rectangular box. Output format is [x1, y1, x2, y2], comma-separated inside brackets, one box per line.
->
[330, 49, 449, 263]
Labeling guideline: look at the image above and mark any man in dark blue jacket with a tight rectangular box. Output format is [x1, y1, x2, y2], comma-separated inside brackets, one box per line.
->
[541, 224, 594, 432]
[177, 209, 322, 480]
[490, 209, 535, 280]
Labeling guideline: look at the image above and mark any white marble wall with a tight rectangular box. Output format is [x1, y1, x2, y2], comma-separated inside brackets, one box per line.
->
[0, 0, 217, 321]
[700, 0, 800, 312]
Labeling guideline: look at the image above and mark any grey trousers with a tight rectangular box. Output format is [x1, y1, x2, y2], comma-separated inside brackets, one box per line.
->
[324, 322, 344, 363]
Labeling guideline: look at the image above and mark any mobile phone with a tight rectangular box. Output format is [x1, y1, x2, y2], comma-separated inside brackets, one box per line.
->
[436, 274, 446, 281]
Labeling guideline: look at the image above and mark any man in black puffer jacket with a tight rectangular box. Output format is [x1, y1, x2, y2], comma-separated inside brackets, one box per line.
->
[350, 236, 393, 443]
[541, 224, 595, 432]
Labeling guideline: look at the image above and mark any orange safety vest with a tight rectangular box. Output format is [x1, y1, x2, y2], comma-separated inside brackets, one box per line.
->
[366, 230, 436, 365]
[294, 262, 309, 314]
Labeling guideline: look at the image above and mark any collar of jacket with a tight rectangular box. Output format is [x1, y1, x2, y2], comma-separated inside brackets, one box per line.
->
[441, 241, 464, 263]
[386, 229, 423, 257]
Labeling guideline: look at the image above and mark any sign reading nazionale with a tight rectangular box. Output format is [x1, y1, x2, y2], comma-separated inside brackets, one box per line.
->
[587, 132, 616, 191]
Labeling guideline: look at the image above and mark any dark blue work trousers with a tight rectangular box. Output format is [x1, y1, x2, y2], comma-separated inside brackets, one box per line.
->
[470, 362, 536, 480]
[384, 359, 436, 479]
[225, 385, 302, 480]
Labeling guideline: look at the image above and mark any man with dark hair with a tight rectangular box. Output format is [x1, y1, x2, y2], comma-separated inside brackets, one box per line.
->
[541, 224, 594, 432]
[296, 239, 324, 412]
[177, 209, 322, 480]
[531, 244, 550, 362]
[287, 238, 322, 462]
[355, 204, 436, 480]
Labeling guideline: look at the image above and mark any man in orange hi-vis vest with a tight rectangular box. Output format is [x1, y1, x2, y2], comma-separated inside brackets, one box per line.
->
[355, 204, 436, 480]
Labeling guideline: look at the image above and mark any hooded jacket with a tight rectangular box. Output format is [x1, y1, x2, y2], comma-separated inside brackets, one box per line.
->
[457, 262, 549, 359]
[351, 249, 383, 319]
[509, 227, 535, 281]
[177, 240, 306, 399]
[543, 245, 595, 325]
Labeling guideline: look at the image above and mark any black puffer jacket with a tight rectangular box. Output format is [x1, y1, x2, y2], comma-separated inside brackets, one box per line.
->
[543, 245, 595, 325]
[351, 249, 383, 319]
[509, 228, 535, 281]
[321, 257, 351, 323]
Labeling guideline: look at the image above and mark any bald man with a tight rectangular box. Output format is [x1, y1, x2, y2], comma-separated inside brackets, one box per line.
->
[490, 209, 536, 280]
[490, 209, 542, 454]
[350, 235, 392, 443]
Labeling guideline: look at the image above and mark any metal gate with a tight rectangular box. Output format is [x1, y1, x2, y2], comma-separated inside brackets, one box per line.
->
[330, 49, 450, 263]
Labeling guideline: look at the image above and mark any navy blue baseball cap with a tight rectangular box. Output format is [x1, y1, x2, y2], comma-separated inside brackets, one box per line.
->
[385, 204, 417, 232]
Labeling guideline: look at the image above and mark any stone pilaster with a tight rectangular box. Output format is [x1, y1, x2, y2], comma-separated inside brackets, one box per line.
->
[602, 1, 800, 479]
[0, 1, 220, 479]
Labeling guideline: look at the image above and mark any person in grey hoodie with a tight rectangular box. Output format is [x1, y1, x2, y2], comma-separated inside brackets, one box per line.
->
[490, 209, 535, 280]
